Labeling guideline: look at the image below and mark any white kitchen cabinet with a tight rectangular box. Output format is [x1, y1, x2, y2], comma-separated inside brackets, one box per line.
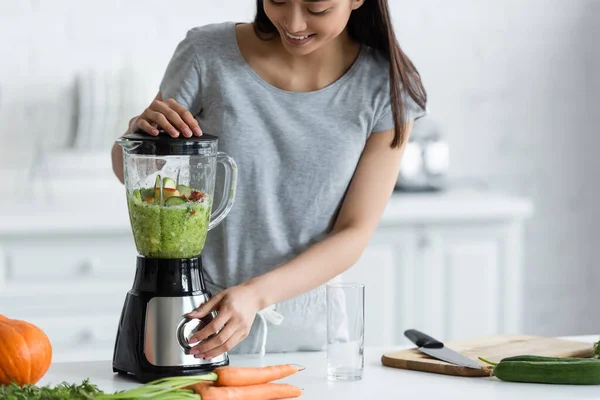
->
[0, 245, 6, 289]
[0, 188, 532, 362]
[340, 191, 532, 348]
[336, 233, 403, 349]
[0, 229, 138, 363]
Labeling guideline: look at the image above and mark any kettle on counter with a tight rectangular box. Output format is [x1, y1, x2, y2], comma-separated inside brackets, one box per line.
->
[395, 116, 449, 192]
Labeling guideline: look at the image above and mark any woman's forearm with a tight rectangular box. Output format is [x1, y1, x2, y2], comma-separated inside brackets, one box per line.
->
[244, 226, 371, 310]
[112, 143, 124, 184]
[112, 116, 139, 184]
[244, 124, 407, 311]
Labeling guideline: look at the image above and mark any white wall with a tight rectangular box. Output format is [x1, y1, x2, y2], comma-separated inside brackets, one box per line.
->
[391, 1, 600, 337]
[1, 0, 599, 336]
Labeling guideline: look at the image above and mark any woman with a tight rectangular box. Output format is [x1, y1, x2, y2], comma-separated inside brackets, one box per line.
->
[111, 0, 427, 359]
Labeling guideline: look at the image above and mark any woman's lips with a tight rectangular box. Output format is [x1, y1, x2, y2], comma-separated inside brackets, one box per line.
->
[283, 31, 316, 46]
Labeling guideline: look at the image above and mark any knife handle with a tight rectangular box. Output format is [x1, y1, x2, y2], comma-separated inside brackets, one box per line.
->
[404, 329, 444, 349]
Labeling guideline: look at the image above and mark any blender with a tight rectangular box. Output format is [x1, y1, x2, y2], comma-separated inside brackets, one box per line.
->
[112, 131, 238, 383]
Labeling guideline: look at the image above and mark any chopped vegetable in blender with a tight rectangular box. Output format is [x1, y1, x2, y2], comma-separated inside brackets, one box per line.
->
[128, 176, 211, 259]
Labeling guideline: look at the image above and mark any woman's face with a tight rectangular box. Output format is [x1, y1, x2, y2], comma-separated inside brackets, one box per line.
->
[263, 0, 364, 56]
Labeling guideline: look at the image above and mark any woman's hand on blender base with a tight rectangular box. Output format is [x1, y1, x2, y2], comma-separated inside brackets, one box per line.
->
[135, 98, 202, 138]
[185, 285, 262, 359]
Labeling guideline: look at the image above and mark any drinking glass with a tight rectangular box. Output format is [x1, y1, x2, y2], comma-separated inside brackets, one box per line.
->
[326, 282, 365, 381]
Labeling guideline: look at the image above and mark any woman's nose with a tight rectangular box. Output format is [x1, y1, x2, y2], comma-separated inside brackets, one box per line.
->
[284, 8, 308, 33]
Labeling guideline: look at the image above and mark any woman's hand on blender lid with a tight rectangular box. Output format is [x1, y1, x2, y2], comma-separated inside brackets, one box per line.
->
[135, 96, 202, 138]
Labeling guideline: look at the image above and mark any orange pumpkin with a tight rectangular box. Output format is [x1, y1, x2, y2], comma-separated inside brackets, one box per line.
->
[0, 314, 52, 386]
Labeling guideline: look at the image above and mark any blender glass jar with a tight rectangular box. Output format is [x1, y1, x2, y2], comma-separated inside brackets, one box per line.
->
[116, 132, 237, 259]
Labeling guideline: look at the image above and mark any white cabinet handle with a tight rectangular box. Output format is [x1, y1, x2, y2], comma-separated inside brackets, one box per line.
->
[418, 235, 430, 249]
[76, 329, 94, 344]
[78, 259, 100, 276]
[0, 247, 11, 285]
[0, 248, 5, 288]
[415, 224, 431, 250]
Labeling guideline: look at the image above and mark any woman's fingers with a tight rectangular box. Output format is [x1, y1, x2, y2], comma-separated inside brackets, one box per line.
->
[190, 323, 238, 359]
[154, 102, 192, 137]
[141, 109, 179, 137]
[188, 312, 228, 345]
[186, 291, 225, 319]
[165, 98, 203, 136]
[136, 118, 159, 136]
[196, 331, 246, 360]
[133, 99, 203, 138]
[135, 98, 201, 138]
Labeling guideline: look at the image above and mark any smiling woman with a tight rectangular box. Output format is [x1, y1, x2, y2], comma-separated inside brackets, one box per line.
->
[253, 0, 426, 147]
[262, 0, 349, 47]
[111, 0, 427, 358]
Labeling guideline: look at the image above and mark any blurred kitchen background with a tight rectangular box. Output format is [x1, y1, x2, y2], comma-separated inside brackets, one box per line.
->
[0, 0, 599, 362]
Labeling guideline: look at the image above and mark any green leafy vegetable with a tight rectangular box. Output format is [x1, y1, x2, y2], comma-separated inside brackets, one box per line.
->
[97, 374, 217, 399]
[0, 379, 102, 399]
[594, 340, 600, 359]
[0, 374, 218, 400]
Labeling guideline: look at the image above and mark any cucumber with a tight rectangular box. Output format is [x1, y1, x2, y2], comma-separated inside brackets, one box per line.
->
[501, 355, 600, 363]
[165, 196, 187, 206]
[176, 184, 192, 198]
[132, 189, 142, 203]
[154, 175, 162, 204]
[493, 360, 600, 385]
[163, 177, 177, 189]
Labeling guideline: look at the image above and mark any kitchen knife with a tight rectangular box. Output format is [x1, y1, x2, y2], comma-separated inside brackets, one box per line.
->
[404, 329, 482, 370]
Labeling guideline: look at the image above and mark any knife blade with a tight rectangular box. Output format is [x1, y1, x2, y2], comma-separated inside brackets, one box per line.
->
[404, 329, 482, 370]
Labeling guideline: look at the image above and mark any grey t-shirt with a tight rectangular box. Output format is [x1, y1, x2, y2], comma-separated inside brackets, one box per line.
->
[159, 21, 426, 353]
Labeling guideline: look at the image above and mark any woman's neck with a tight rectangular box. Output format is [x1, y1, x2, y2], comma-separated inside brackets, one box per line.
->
[273, 29, 361, 91]
[237, 23, 361, 92]
[276, 29, 356, 67]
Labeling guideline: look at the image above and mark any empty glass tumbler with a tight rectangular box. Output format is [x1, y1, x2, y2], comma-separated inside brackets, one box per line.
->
[326, 282, 365, 381]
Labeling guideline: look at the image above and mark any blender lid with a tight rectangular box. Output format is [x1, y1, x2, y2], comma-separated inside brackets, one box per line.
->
[119, 130, 219, 156]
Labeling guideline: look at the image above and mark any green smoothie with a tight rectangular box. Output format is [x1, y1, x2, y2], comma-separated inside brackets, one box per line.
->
[126, 177, 212, 259]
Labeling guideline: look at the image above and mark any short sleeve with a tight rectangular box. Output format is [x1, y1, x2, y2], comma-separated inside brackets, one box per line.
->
[372, 89, 428, 133]
[159, 31, 203, 116]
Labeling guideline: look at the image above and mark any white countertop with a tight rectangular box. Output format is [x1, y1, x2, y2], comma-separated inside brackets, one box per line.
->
[38, 335, 598, 400]
[0, 186, 533, 236]
[383, 189, 533, 223]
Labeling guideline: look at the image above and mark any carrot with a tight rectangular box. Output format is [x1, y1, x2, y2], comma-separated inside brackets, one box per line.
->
[192, 382, 302, 400]
[214, 364, 302, 387]
[187, 381, 215, 391]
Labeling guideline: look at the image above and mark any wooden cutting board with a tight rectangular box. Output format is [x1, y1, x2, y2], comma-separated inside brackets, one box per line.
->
[381, 334, 595, 377]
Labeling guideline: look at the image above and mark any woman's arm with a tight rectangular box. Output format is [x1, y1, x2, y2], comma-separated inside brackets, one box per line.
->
[246, 122, 414, 308]
[111, 115, 139, 184]
[186, 123, 414, 359]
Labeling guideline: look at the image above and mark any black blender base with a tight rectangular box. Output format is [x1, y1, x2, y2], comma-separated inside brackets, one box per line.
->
[112, 360, 230, 384]
[112, 256, 230, 384]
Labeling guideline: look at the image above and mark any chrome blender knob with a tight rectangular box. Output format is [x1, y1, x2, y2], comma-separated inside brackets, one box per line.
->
[176, 317, 207, 352]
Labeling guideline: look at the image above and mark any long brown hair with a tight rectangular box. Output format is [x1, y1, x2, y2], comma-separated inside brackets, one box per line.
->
[253, 0, 427, 148]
